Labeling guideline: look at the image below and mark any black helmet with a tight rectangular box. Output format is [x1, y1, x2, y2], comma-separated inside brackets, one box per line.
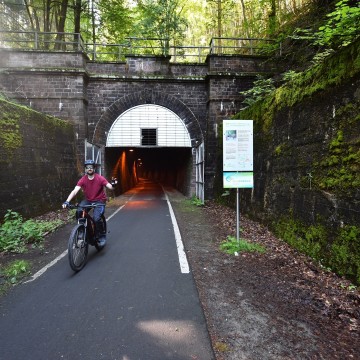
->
[84, 159, 96, 167]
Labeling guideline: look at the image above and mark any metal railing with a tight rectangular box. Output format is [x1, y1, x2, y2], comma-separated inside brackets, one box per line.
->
[84, 37, 170, 61]
[0, 30, 85, 52]
[0, 31, 279, 63]
[210, 37, 280, 56]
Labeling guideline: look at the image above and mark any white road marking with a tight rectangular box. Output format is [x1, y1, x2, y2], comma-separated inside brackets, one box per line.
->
[164, 193, 190, 274]
[24, 204, 126, 283]
[23, 190, 188, 282]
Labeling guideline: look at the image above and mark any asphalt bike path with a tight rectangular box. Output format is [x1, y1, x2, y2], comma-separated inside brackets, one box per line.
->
[0, 180, 214, 360]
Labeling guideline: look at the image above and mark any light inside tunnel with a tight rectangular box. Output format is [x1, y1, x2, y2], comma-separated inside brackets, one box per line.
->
[105, 147, 193, 196]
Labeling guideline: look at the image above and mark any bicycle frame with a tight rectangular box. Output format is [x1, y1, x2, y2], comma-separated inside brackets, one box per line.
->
[76, 206, 98, 246]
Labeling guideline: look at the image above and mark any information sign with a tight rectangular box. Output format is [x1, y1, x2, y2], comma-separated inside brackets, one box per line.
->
[223, 119, 253, 172]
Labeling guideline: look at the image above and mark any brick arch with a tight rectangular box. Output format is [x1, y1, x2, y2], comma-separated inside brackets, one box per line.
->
[92, 90, 203, 147]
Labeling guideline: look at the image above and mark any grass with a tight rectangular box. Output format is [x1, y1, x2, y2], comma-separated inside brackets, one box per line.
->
[220, 236, 266, 255]
[0, 260, 31, 287]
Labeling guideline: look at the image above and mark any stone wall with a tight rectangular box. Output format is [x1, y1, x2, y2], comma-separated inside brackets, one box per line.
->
[0, 99, 79, 219]
[254, 75, 360, 228]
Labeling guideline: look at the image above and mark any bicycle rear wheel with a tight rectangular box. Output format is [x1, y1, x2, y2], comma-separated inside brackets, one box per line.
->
[68, 224, 88, 272]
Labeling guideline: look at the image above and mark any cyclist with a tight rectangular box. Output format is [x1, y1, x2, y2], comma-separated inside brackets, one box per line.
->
[62, 160, 117, 246]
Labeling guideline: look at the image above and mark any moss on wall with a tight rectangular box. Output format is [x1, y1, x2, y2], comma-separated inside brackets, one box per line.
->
[0, 113, 22, 156]
[0, 99, 79, 219]
[216, 39, 360, 284]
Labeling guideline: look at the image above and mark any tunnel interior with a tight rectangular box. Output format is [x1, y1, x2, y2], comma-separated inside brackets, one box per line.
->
[105, 146, 193, 196]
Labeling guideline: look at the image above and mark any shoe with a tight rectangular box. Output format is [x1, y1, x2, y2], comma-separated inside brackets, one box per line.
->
[98, 236, 106, 247]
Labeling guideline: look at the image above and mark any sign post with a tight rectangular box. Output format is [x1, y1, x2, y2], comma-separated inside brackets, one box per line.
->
[223, 120, 253, 242]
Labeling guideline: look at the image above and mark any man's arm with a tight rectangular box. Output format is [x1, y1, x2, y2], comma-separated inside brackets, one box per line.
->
[62, 185, 81, 208]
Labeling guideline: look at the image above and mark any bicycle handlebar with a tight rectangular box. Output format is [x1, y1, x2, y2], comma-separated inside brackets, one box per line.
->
[67, 203, 103, 210]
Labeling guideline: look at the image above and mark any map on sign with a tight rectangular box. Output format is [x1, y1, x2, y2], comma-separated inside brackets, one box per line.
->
[223, 120, 253, 171]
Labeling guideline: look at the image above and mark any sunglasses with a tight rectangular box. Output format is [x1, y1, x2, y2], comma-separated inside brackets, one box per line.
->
[85, 166, 94, 170]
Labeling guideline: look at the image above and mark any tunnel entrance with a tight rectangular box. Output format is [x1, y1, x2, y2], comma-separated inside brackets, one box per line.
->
[103, 104, 197, 197]
[105, 147, 193, 194]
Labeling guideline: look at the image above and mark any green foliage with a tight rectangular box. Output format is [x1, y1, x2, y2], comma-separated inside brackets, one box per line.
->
[314, 0, 360, 49]
[235, 37, 360, 137]
[239, 76, 275, 108]
[310, 48, 336, 66]
[0, 210, 63, 253]
[290, 1, 360, 65]
[220, 236, 266, 255]
[1, 260, 30, 284]
[135, 0, 188, 52]
[291, 0, 360, 50]
[2, 0, 322, 54]
[190, 195, 204, 206]
[281, 70, 300, 82]
[97, 0, 133, 43]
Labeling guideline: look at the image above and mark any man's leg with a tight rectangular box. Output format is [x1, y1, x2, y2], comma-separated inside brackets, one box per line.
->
[93, 203, 106, 245]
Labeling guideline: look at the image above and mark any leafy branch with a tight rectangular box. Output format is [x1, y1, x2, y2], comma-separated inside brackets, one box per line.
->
[239, 76, 275, 108]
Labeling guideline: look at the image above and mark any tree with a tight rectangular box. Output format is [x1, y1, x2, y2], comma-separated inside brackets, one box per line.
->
[97, 0, 133, 43]
[205, 0, 235, 38]
[134, 0, 188, 54]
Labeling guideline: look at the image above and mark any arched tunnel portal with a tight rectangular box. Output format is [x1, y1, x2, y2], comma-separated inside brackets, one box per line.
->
[93, 97, 203, 197]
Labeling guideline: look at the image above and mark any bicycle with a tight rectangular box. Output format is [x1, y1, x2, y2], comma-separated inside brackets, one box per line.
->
[67, 203, 107, 272]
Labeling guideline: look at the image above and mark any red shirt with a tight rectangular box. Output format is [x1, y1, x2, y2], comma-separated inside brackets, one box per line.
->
[77, 174, 109, 202]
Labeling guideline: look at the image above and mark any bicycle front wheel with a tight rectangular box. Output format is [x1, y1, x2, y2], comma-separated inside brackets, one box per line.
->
[68, 224, 88, 272]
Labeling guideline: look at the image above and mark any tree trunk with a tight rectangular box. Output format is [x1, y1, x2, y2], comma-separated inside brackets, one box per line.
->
[73, 0, 82, 50]
[268, 0, 277, 36]
[54, 0, 69, 50]
[240, 0, 251, 38]
[217, 0, 222, 38]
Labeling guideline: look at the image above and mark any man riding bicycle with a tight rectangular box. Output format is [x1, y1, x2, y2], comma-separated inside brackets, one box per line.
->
[62, 160, 117, 246]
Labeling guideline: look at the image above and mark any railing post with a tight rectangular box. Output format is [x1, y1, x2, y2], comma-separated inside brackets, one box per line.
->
[173, 47, 176, 63]
[34, 31, 38, 49]
[76, 33, 81, 51]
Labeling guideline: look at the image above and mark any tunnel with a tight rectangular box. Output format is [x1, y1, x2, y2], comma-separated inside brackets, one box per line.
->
[92, 103, 202, 198]
[105, 146, 193, 196]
